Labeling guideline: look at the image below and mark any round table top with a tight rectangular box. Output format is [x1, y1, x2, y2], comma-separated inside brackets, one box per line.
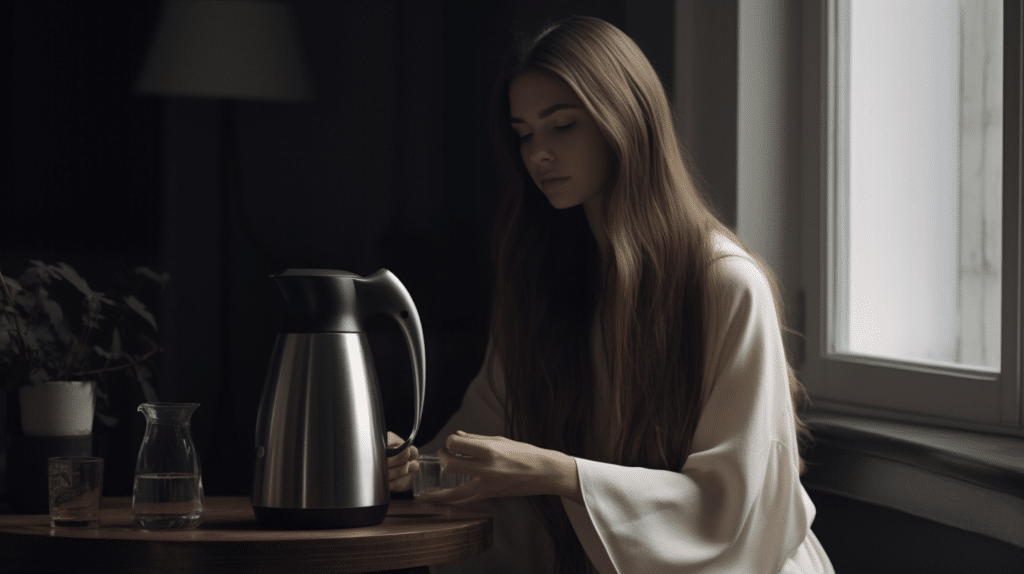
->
[0, 496, 492, 573]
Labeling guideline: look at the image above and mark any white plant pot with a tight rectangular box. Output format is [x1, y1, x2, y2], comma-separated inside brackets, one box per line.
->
[19, 380, 96, 436]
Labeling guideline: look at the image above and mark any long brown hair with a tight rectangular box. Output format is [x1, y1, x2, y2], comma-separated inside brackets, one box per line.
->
[486, 16, 809, 573]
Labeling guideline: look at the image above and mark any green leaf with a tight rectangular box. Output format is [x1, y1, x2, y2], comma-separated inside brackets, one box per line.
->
[34, 328, 56, 346]
[52, 262, 94, 297]
[135, 364, 159, 402]
[23, 262, 54, 286]
[111, 328, 122, 358]
[2, 276, 22, 294]
[29, 367, 48, 386]
[22, 329, 40, 353]
[55, 319, 77, 348]
[42, 298, 63, 329]
[14, 291, 36, 312]
[3, 261, 167, 399]
[82, 314, 102, 330]
[135, 267, 170, 288]
[82, 297, 106, 330]
[125, 295, 157, 331]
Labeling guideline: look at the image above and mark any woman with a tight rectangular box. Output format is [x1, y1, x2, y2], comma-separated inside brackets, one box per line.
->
[387, 15, 834, 574]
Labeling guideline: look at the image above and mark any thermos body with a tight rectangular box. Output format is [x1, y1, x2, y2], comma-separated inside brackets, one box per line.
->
[252, 332, 390, 528]
[252, 268, 425, 530]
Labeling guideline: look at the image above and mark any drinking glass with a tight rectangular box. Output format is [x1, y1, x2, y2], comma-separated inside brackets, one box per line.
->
[412, 454, 471, 497]
[48, 456, 103, 528]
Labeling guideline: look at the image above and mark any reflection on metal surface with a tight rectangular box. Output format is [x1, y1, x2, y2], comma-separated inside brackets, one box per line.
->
[253, 333, 388, 510]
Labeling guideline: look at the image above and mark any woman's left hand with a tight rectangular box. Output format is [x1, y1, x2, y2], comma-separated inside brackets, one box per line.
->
[417, 431, 582, 505]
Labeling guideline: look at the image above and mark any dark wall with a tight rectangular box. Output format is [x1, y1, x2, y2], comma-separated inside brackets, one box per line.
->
[807, 489, 1024, 573]
[3, 2, 163, 266]
[674, 0, 738, 229]
[2, 0, 164, 496]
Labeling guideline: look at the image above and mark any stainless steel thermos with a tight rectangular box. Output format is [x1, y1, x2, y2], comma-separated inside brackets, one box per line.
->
[252, 269, 425, 529]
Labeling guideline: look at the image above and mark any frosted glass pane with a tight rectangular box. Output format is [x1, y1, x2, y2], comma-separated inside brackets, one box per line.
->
[839, 0, 1001, 368]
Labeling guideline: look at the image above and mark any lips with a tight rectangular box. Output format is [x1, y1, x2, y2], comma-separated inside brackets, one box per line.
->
[539, 176, 571, 187]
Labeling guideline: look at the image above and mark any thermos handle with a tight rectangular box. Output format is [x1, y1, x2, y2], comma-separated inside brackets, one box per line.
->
[354, 269, 425, 457]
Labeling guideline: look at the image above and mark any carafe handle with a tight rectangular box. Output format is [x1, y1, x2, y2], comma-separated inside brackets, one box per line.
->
[354, 269, 425, 457]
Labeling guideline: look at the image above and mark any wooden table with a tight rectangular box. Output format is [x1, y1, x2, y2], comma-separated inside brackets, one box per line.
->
[0, 496, 492, 573]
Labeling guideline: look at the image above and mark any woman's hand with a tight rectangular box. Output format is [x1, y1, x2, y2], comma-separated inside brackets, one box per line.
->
[417, 431, 582, 505]
[387, 431, 419, 492]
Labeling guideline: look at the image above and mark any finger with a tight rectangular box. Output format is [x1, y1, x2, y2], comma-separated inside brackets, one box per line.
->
[388, 459, 419, 482]
[437, 449, 481, 476]
[387, 431, 403, 448]
[445, 433, 490, 459]
[389, 460, 420, 493]
[388, 460, 409, 481]
[390, 471, 415, 493]
[453, 430, 491, 440]
[388, 446, 412, 467]
[387, 438, 418, 466]
[415, 490, 445, 503]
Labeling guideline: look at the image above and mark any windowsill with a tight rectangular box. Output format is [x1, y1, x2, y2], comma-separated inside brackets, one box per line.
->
[801, 410, 1024, 549]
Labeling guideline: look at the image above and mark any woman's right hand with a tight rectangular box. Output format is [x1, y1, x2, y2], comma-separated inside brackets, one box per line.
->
[386, 431, 420, 492]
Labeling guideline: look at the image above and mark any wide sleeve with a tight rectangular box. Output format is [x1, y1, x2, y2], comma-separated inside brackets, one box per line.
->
[562, 255, 814, 574]
[427, 350, 565, 574]
[422, 346, 507, 455]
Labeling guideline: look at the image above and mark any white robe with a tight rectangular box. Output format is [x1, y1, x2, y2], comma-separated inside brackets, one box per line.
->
[425, 235, 834, 574]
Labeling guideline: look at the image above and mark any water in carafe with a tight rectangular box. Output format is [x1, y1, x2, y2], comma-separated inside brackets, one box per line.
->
[133, 403, 204, 530]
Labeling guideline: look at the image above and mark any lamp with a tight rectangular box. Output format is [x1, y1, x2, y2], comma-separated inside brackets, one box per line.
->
[136, 0, 312, 101]
[136, 0, 313, 267]
[135, 1, 312, 436]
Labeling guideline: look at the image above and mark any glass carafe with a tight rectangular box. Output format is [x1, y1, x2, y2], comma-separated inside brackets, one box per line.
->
[133, 403, 204, 530]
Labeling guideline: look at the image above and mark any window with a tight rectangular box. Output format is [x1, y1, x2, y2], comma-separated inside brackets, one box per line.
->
[801, 0, 1022, 432]
[839, 0, 1001, 370]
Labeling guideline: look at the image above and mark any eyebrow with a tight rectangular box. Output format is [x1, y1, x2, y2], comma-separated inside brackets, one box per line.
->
[510, 103, 581, 124]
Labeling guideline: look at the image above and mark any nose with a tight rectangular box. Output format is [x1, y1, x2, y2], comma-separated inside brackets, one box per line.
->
[525, 140, 553, 166]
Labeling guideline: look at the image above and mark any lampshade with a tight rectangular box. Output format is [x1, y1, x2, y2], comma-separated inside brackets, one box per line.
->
[136, 0, 313, 101]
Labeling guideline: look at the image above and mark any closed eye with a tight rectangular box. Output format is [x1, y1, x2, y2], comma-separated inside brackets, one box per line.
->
[515, 121, 574, 144]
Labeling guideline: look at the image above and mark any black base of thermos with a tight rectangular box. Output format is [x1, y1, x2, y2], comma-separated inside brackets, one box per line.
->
[252, 503, 389, 529]
[6, 433, 94, 513]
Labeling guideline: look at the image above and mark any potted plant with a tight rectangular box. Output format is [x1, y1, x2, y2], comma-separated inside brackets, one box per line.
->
[0, 260, 166, 511]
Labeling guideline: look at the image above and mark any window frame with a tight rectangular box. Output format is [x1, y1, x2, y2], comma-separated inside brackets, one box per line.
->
[800, 0, 1023, 435]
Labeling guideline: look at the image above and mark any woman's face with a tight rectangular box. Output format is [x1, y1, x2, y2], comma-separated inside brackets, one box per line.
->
[509, 70, 614, 210]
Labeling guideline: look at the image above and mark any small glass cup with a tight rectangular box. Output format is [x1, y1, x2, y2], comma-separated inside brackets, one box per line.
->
[48, 456, 103, 528]
[412, 454, 472, 497]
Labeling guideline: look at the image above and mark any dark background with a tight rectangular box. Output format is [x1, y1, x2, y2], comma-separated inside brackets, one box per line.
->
[2, 0, 724, 499]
